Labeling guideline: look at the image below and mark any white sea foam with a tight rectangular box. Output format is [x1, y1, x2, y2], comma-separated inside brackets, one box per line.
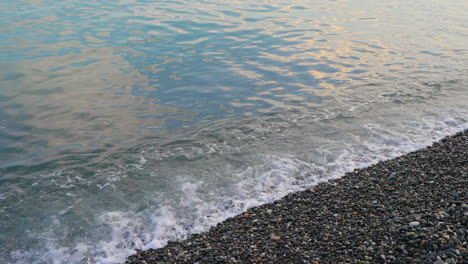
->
[7, 108, 467, 264]
[26, 116, 465, 264]
[5, 75, 468, 264]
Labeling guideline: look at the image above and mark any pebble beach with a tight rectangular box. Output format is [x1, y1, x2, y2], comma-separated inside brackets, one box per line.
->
[126, 130, 467, 264]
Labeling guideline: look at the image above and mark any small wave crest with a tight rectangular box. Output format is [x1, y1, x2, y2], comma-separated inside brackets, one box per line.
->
[8, 110, 466, 264]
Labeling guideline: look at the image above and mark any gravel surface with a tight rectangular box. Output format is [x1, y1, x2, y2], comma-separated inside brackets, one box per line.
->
[126, 131, 467, 264]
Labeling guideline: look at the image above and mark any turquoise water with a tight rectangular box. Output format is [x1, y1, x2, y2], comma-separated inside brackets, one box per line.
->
[1, 0, 467, 263]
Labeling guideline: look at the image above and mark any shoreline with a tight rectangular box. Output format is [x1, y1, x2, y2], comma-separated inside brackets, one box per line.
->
[125, 130, 467, 264]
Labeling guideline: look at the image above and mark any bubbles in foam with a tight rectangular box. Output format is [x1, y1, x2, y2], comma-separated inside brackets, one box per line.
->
[4, 78, 467, 264]
[57, 119, 468, 263]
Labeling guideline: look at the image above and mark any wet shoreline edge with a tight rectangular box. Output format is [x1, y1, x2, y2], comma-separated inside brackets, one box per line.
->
[125, 130, 467, 264]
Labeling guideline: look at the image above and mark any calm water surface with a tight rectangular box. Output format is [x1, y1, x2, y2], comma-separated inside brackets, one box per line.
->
[0, 0, 467, 263]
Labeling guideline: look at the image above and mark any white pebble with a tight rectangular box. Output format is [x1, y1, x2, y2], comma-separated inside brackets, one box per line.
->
[409, 221, 420, 227]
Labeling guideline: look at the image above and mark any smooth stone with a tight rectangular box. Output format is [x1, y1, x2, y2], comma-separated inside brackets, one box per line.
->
[409, 221, 420, 227]
[446, 251, 457, 258]
[450, 237, 462, 246]
[271, 234, 281, 240]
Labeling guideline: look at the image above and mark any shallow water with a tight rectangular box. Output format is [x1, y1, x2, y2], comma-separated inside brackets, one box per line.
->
[0, 0, 467, 263]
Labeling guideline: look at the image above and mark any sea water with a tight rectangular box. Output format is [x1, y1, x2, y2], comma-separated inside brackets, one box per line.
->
[0, 0, 467, 263]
